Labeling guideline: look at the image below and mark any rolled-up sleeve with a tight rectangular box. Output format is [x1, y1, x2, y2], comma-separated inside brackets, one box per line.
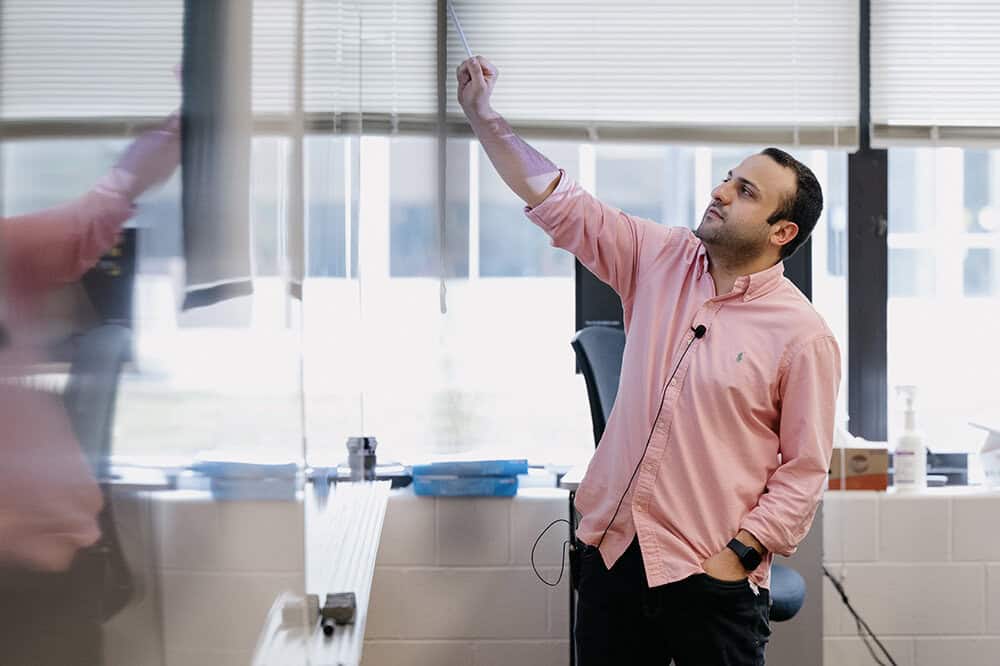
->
[740, 335, 841, 557]
[525, 170, 658, 303]
[3, 189, 134, 292]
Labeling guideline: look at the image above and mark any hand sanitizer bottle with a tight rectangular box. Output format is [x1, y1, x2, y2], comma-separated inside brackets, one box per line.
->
[893, 385, 926, 492]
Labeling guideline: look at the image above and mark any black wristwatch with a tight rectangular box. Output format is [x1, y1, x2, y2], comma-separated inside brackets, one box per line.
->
[726, 538, 763, 572]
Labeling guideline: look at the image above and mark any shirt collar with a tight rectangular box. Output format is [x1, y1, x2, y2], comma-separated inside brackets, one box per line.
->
[695, 243, 709, 279]
[738, 260, 784, 302]
[696, 242, 784, 302]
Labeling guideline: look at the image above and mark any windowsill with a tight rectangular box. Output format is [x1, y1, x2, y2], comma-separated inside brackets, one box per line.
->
[825, 484, 1000, 498]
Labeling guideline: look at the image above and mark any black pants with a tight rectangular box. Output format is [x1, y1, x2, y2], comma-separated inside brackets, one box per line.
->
[575, 538, 771, 666]
[0, 549, 108, 666]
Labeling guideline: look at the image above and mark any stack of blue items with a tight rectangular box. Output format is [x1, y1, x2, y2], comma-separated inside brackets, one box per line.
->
[411, 459, 528, 497]
[190, 452, 300, 501]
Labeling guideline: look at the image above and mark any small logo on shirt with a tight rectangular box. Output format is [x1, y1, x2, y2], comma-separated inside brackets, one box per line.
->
[736, 352, 745, 363]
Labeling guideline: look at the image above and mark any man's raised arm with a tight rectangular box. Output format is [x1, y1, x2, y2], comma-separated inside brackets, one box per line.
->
[456, 56, 560, 208]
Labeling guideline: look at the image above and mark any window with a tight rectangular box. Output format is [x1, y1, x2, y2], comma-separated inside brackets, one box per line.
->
[1, 137, 183, 266]
[128, 137, 303, 462]
[251, 138, 287, 277]
[963, 249, 996, 298]
[888, 149, 940, 299]
[962, 151, 1000, 298]
[807, 150, 849, 423]
[825, 151, 848, 278]
[2, 139, 123, 214]
[887, 148, 1000, 454]
[1, 135, 308, 461]
[478, 142, 578, 277]
[304, 136, 350, 278]
[596, 146, 696, 228]
[388, 138, 469, 278]
[295, 139, 857, 466]
[301, 136, 590, 466]
[0, 0, 872, 469]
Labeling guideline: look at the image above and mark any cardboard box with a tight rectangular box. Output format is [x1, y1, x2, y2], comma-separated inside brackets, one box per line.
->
[828, 447, 889, 491]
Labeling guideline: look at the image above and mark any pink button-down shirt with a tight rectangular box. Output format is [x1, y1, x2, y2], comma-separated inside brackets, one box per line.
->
[0, 188, 132, 571]
[526, 172, 841, 590]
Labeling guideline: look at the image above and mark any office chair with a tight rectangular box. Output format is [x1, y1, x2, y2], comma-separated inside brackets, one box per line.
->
[63, 324, 135, 621]
[570, 325, 806, 622]
[571, 326, 626, 445]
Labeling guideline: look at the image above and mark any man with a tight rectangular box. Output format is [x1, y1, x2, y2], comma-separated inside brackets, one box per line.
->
[0, 111, 179, 664]
[457, 56, 840, 665]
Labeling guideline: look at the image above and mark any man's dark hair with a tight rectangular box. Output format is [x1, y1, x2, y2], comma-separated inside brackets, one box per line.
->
[759, 147, 823, 259]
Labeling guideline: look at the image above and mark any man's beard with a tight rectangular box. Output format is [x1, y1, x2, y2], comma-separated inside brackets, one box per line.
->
[695, 217, 769, 265]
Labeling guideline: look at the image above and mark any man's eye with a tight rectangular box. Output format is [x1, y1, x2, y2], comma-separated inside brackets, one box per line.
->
[742, 186, 753, 196]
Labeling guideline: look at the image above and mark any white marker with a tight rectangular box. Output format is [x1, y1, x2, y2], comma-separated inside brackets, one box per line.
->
[447, 0, 474, 60]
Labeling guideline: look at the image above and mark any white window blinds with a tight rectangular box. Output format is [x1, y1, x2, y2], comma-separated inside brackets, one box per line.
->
[445, 0, 859, 146]
[871, 0, 1000, 145]
[0, 0, 436, 128]
[253, 0, 297, 115]
[0, 0, 183, 120]
[0, 0, 308, 121]
[3, 0, 860, 147]
[304, 0, 437, 125]
[303, 0, 362, 117]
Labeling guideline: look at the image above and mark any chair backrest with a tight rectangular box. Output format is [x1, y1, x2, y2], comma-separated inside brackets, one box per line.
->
[570, 326, 626, 447]
[62, 324, 135, 621]
[63, 325, 131, 481]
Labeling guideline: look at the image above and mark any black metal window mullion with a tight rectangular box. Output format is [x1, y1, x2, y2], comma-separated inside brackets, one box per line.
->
[847, 0, 889, 442]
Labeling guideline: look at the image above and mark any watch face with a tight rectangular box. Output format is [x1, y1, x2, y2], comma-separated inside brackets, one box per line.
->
[728, 539, 761, 570]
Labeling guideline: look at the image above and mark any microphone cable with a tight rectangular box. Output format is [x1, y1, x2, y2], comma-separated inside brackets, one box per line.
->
[595, 324, 705, 550]
[530, 324, 706, 587]
[531, 518, 570, 587]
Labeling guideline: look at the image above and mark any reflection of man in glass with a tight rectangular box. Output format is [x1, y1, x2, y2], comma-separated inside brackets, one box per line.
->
[0, 112, 179, 663]
[457, 56, 840, 665]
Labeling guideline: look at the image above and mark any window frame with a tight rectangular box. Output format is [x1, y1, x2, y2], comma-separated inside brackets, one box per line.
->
[13, 0, 999, 461]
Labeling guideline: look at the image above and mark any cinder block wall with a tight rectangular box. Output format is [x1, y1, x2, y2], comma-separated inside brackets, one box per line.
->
[136, 486, 1000, 666]
[821, 489, 1000, 666]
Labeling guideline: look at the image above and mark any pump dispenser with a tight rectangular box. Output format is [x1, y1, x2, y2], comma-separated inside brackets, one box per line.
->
[893, 385, 926, 491]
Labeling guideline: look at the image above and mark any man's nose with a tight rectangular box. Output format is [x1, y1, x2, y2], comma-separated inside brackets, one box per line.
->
[710, 184, 730, 205]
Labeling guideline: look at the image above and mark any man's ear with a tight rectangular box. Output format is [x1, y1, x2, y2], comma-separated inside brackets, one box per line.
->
[771, 220, 799, 250]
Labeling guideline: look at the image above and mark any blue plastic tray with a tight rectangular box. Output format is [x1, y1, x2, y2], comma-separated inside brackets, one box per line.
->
[412, 475, 518, 497]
